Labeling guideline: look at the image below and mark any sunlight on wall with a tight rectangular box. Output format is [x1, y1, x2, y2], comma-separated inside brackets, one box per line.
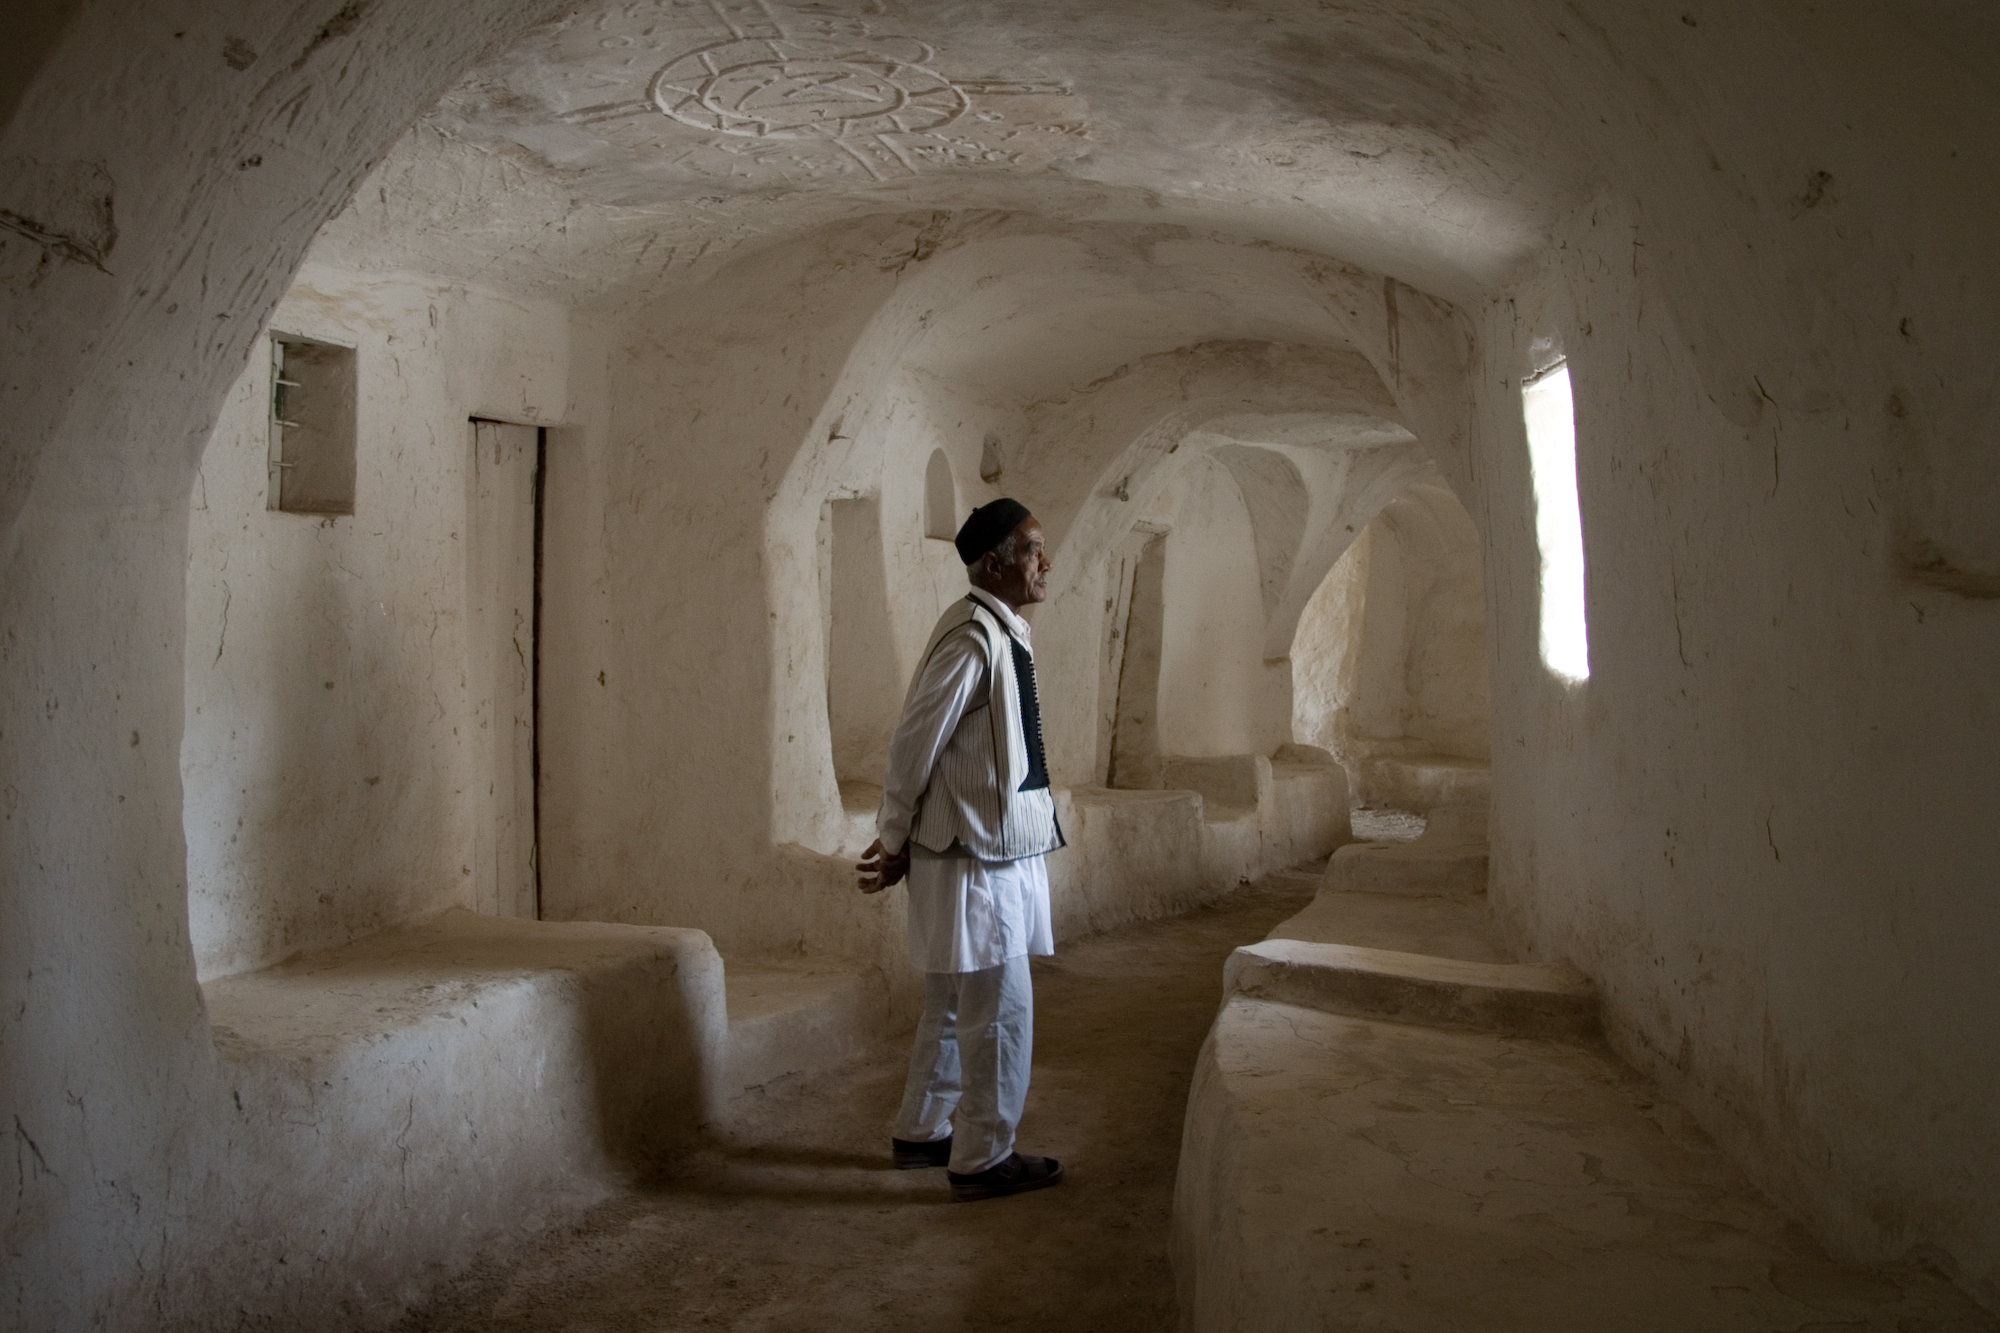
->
[1522, 362, 1589, 682]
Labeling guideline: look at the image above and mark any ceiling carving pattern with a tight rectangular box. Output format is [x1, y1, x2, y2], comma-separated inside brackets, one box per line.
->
[443, 0, 1091, 188]
[332, 0, 1580, 300]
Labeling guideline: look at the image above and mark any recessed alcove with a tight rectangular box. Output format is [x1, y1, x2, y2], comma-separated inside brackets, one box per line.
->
[922, 447, 956, 540]
[817, 494, 901, 786]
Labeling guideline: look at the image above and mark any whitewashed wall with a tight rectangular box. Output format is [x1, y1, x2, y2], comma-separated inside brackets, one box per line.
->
[1478, 184, 2000, 1304]
[182, 264, 576, 979]
[12, 6, 1996, 1325]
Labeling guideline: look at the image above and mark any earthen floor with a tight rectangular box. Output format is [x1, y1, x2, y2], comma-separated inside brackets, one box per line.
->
[398, 842, 1993, 1332]
[398, 873, 1320, 1333]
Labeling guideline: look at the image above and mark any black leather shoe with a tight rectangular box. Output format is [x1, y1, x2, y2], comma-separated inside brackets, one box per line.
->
[947, 1152, 1065, 1201]
[892, 1136, 953, 1169]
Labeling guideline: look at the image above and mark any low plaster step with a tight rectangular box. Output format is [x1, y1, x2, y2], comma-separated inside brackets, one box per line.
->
[1149, 752, 1352, 892]
[1173, 996, 1993, 1333]
[1224, 937, 1597, 1040]
[203, 909, 727, 1158]
[1054, 786, 1211, 935]
[1266, 886, 1515, 964]
[723, 961, 889, 1097]
[1324, 837, 1489, 897]
[1352, 752, 1490, 812]
[1323, 806, 1491, 898]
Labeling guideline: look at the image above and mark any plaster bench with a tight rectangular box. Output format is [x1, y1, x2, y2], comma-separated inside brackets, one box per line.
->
[1266, 882, 1516, 964]
[1267, 753, 1353, 868]
[1159, 751, 1355, 890]
[1051, 787, 1210, 935]
[1223, 937, 1598, 1040]
[1323, 838, 1489, 896]
[1172, 994, 1983, 1333]
[197, 909, 727, 1310]
[204, 908, 728, 1161]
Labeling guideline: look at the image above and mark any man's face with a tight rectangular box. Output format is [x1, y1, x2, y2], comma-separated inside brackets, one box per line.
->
[989, 517, 1051, 608]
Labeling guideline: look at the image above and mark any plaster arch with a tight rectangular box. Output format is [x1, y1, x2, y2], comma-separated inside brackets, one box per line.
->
[1200, 426, 1446, 663]
[1038, 399, 1449, 781]
[1291, 471, 1491, 773]
[885, 225, 1482, 513]
[1011, 341, 1419, 597]
[1211, 443, 1308, 623]
[755, 227, 1462, 852]
[1066, 422, 1487, 774]
[982, 342, 1440, 790]
[771, 337, 1435, 835]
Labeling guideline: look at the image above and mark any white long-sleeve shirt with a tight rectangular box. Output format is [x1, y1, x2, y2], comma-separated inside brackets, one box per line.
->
[879, 589, 1054, 973]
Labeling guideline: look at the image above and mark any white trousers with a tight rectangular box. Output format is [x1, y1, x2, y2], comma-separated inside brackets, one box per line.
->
[891, 954, 1034, 1175]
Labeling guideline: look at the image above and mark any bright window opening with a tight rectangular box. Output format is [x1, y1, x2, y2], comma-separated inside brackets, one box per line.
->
[1521, 361, 1589, 682]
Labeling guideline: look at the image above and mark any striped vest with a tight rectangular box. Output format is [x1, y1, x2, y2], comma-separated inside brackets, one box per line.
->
[908, 596, 1065, 862]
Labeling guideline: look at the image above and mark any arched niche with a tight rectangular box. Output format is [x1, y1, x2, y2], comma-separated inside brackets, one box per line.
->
[817, 494, 902, 787]
[1030, 375, 1429, 788]
[758, 238, 1475, 849]
[924, 448, 957, 541]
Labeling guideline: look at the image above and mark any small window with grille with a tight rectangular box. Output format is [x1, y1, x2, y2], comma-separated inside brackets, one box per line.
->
[268, 334, 357, 515]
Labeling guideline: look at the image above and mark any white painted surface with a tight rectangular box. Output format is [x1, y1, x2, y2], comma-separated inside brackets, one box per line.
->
[6, 0, 2000, 1326]
[182, 268, 573, 980]
[201, 910, 725, 1330]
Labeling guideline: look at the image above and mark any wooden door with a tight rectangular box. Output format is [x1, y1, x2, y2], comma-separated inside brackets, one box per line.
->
[469, 420, 541, 918]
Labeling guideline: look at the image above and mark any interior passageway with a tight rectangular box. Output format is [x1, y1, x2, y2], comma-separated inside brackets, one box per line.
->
[8, 2, 1999, 1328]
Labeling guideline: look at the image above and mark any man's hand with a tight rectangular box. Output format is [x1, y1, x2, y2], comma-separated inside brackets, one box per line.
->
[857, 838, 911, 894]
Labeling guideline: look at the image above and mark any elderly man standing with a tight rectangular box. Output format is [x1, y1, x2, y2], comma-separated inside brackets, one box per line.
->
[856, 498, 1066, 1202]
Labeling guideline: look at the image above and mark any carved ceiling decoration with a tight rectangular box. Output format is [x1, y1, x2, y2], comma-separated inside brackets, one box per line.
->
[441, 0, 1090, 189]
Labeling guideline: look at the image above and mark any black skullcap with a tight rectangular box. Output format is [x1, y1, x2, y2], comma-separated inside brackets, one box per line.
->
[954, 498, 1032, 565]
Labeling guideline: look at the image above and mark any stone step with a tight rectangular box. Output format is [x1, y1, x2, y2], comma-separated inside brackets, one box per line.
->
[1254, 865, 1328, 898]
[1352, 753, 1490, 812]
[1323, 837, 1488, 897]
[1267, 885, 1516, 964]
[722, 962, 888, 1097]
[1223, 937, 1597, 1040]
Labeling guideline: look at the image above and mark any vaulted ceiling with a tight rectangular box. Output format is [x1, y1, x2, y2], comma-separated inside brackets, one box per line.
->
[312, 0, 1591, 304]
